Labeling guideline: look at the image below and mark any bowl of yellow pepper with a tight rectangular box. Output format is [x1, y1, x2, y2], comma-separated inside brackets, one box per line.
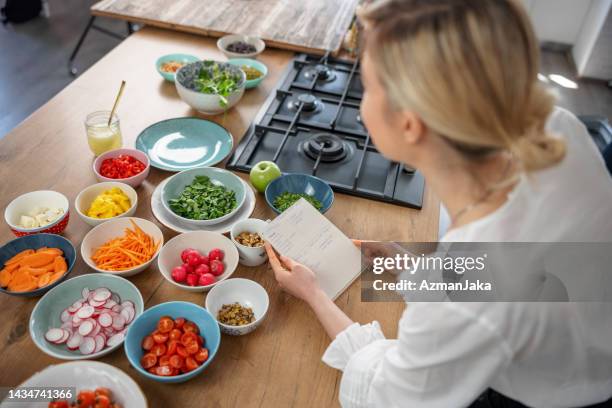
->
[75, 182, 138, 227]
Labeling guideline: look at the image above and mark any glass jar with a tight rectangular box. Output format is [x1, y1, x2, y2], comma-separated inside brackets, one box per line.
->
[85, 111, 122, 156]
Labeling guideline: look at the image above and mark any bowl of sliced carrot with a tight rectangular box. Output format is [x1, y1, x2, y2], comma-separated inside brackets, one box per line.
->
[81, 217, 163, 277]
[0, 233, 76, 297]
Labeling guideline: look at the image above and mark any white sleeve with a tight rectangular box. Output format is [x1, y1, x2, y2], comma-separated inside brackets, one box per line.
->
[323, 303, 513, 408]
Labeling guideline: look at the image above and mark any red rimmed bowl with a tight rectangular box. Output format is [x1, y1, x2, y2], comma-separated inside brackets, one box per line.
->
[93, 148, 150, 188]
[4, 191, 70, 237]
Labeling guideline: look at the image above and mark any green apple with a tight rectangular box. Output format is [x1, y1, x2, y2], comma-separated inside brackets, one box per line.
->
[250, 161, 281, 193]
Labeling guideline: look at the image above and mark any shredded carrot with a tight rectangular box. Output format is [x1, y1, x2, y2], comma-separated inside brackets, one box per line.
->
[91, 220, 159, 271]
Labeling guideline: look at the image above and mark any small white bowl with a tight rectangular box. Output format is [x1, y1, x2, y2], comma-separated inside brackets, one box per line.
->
[75, 182, 138, 227]
[205, 278, 269, 336]
[230, 218, 268, 267]
[14, 361, 147, 407]
[217, 34, 265, 59]
[4, 190, 70, 236]
[81, 217, 163, 277]
[93, 148, 150, 188]
[157, 231, 239, 292]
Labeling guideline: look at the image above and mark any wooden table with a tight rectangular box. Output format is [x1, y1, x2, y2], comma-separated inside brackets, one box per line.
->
[91, 0, 359, 55]
[0, 27, 439, 407]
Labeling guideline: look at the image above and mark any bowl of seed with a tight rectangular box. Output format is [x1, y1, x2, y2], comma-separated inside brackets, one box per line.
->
[230, 218, 268, 267]
[205, 278, 269, 336]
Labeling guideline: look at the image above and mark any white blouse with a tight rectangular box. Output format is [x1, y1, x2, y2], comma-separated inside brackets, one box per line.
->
[322, 108, 612, 407]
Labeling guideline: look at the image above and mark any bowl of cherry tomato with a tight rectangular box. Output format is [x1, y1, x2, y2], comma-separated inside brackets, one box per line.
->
[124, 301, 220, 383]
[93, 148, 150, 188]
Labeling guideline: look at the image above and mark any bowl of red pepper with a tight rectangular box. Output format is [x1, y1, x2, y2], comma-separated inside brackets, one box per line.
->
[93, 148, 150, 188]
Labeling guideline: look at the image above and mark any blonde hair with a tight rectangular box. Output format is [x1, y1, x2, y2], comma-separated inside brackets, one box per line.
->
[359, 0, 566, 171]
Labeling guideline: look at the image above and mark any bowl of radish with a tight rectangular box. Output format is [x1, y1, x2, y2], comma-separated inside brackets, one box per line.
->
[29, 273, 144, 360]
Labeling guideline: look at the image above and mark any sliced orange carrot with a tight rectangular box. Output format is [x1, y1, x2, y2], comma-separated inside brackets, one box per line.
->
[24, 266, 48, 277]
[19, 252, 56, 268]
[48, 271, 65, 284]
[40, 262, 56, 272]
[0, 268, 13, 287]
[36, 248, 63, 256]
[5, 249, 34, 265]
[37, 272, 52, 288]
[53, 256, 67, 274]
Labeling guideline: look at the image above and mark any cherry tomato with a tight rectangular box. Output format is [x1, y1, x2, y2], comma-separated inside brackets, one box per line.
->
[159, 355, 171, 367]
[181, 332, 198, 346]
[186, 341, 199, 355]
[148, 368, 157, 375]
[157, 316, 174, 333]
[185, 357, 199, 372]
[94, 394, 111, 408]
[141, 353, 157, 369]
[176, 345, 188, 358]
[94, 388, 111, 398]
[195, 347, 209, 363]
[183, 321, 199, 334]
[169, 354, 183, 369]
[141, 335, 154, 351]
[77, 390, 96, 407]
[174, 318, 186, 329]
[152, 332, 169, 344]
[166, 339, 178, 356]
[151, 343, 167, 357]
[169, 329, 182, 341]
[155, 365, 173, 376]
[196, 335, 204, 346]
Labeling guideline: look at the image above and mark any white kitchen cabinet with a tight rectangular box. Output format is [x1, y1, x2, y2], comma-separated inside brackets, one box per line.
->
[522, 0, 593, 45]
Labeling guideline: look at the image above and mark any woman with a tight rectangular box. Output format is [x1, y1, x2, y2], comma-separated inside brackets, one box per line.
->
[264, 0, 612, 407]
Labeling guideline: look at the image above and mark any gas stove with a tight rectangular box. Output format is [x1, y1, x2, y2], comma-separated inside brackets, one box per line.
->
[226, 53, 425, 209]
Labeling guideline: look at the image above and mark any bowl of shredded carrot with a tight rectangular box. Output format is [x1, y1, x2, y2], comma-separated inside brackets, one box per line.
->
[81, 217, 164, 277]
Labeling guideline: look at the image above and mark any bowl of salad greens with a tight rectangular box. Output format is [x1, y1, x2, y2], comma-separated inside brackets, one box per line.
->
[161, 168, 247, 226]
[175, 60, 246, 115]
[264, 174, 334, 215]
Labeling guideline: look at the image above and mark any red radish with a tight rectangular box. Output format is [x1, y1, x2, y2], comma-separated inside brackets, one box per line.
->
[186, 273, 199, 286]
[78, 320, 94, 336]
[60, 309, 70, 322]
[88, 298, 106, 307]
[104, 299, 117, 309]
[79, 337, 96, 355]
[111, 293, 120, 303]
[200, 255, 210, 266]
[107, 332, 125, 347]
[184, 263, 195, 274]
[121, 300, 135, 309]
[66, 333, 83, 350]
[171, 265, 187, 283]
[112, 314, 125, 330]
[198, 273, 216, 286]
[67, 300, 82, 313]
[181, 248, 199, 263]
[194, 264, 210, 276]
[45, 328, 64, 343]
[81, 287, 90, 299]
[210, 260, 225, 276]
[98, 313, 112, 327]
[111, 305, 122, 313]
[60, 322, 72, 331]
[93, 288, 111, 302]
[91, 322, 102, 337]
[187, 254, 202, 267]
[58, 329, 70, 344]
[72, 315, 82, 326]
[209, 248, 224, 262]
[94, 335, 105, 353]
[76, 304, 94, 319]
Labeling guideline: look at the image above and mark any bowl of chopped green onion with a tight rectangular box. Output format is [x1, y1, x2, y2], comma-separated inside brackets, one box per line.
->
[161, 168, 246, 226]
[175, 60, 246, 115]
[264, 174, 334, 215]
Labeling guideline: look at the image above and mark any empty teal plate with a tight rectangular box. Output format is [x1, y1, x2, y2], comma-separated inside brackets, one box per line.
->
[135, 118, 234, 172]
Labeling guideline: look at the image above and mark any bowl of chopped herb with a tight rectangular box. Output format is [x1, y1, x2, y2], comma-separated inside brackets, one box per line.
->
[175, 60, 246, 115]
[161, 168, 246, 226]
[226, 58, 268, 89]
[264, 174, 334, 215]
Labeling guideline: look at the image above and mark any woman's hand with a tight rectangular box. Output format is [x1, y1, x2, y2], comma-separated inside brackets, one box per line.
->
[264, 243, 322, 305]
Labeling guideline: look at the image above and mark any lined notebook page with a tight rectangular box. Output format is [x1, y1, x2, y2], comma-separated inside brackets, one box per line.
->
[263, 198, 361, 300]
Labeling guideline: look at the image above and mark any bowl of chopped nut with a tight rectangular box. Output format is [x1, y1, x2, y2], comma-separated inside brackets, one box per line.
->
[205, 278, 269, 336]
[230, 218, 268, 267]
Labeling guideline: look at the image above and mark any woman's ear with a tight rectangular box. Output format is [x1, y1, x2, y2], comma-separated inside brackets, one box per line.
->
[399, 111, 426, 145]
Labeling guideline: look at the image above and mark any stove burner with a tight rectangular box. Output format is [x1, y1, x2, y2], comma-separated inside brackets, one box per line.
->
[303, 134, 348, 162]
[287, 94, 323, 113]
[303, 64, 337, 82]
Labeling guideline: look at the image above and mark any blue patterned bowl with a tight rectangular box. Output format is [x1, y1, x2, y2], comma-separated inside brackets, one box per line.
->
[264, 174, 334, 214]
[0, 233, 76, 297]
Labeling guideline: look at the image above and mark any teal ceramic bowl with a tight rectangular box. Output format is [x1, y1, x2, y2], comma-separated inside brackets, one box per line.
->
[135, 117, 234, 172]
[29, 274, 144, 360]
[226, 58, 268, 89]
[161, 167, 246, 226]
[265, 173, 334, 214]
[124, 301, 221, 383]
[156, 54, 199, 82]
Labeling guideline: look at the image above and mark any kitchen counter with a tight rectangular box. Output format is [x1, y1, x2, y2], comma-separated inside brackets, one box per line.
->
[0, 27, 439, 407]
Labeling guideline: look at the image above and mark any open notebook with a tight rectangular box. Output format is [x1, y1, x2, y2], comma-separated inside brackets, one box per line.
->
[263, 198, 362, 300]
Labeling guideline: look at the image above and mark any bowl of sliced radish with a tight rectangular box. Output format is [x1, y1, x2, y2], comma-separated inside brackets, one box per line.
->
[29, 273, 144, 360]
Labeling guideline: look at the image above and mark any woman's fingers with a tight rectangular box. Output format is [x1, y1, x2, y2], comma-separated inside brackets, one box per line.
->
[279, 255, 298, 270]
[265, 243, 284, 271]
[352, 239, 362, 248]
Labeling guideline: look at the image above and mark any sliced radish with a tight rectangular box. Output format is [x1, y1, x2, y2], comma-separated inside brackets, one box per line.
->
[60, 309, 70, 322]
[98, 313, 113, 327]
[112, 314, 125, 330]
[71, 315, 82, 326]
[104, 299, 117, 309]
[67, 333, 83, 350]
[111, 293, 120, 303]
[60, 322, 72, 331]
[88, 298, 106, 307]
[93, 288, 111, 302]
[57, 329, 70, 344]
[94, 335, 105, 353]
[45, 328, 64, 343]
[76, 304, 94, 319]
[121, 300, 135, 309]
[81, 287, 90, 299]
[90, 322, 101, 337]
[78, 320, 94, 336]
[79, 336, 96, 355]
[111, 305, 121, 313]
[106, 332, 125, 347]
[67, 300, 82, 313]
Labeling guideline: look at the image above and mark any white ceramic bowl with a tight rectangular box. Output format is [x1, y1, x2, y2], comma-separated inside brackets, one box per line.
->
[92, 148, 150, 188]
[157, 231, 239, 292]
[75, 182, 138, 227]
[175, 60, 246, 115]
[217, 34, 265, 59]
[81, 217, 163, 277]
[205, 278, 269, 336]
[230, 218, 268, 267]
[9, 361, 147, 408]
[4, 190, 70, 236]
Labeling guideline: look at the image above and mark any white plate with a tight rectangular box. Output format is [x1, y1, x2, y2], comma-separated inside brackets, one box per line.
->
[151, 177, 255, 234]
[1, 361, 147, 408]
